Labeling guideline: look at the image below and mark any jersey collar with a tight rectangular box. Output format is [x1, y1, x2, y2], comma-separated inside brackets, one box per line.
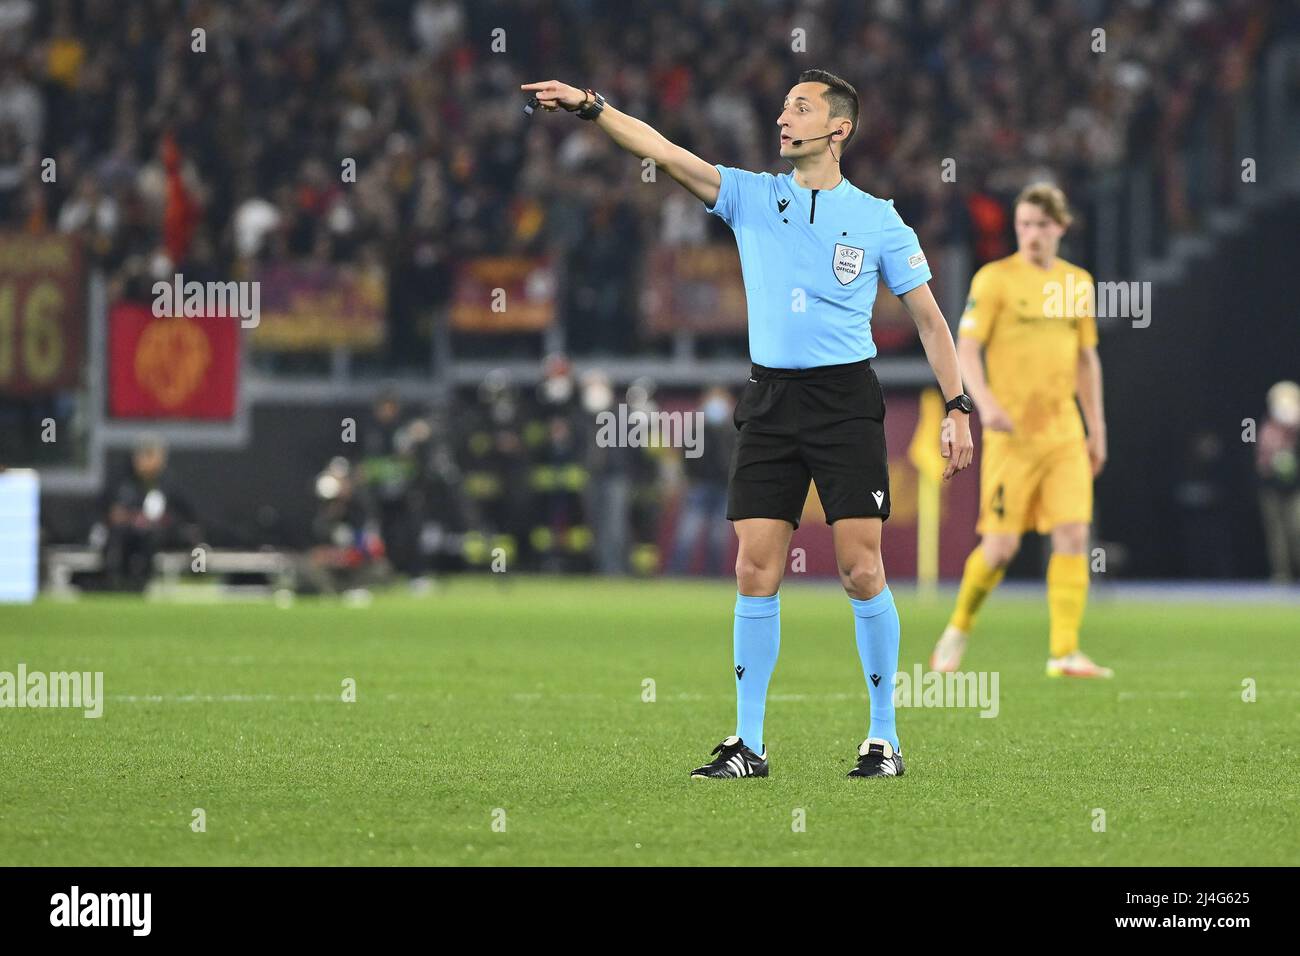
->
[784, 171, 850, 194]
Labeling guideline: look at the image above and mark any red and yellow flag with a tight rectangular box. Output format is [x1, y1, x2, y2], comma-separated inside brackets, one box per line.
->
[109, 302, 239, 419]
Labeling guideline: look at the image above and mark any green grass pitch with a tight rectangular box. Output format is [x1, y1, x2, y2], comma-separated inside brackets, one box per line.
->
[1, 578, 1296, 866]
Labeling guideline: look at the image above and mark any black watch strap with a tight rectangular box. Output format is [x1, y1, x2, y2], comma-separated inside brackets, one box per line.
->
[945, 393, 974, 414]
[577, 89, 606, 121]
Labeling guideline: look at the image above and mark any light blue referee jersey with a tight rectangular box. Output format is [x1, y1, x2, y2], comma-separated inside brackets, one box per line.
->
[704, 164, 932, 369]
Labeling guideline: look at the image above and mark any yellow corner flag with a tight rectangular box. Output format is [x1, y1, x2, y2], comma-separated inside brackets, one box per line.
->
[908, 388, 947, 593]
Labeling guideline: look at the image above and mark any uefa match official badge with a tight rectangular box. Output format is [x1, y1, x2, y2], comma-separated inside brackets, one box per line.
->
[833, 242, 865, 284]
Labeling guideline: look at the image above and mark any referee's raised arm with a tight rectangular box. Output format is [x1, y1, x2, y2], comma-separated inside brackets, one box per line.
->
[520, 80, 721, 207]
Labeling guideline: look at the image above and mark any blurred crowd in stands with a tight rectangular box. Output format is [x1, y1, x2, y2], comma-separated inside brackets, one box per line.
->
[0, 0, 1285, 360]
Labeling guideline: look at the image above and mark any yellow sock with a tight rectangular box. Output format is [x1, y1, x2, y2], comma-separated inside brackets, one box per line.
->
[1047, 554, 1089, 658]
[948, 547, 1006, 632]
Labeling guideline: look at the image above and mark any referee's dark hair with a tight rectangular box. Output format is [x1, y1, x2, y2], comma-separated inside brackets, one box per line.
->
[797, 68, 859, 149]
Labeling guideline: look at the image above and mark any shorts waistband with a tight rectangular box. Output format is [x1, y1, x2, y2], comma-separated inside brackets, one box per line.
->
[749, 357, 872, 381]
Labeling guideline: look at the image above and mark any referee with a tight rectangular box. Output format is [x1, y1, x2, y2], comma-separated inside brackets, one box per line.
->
[522, 69, 974, 779]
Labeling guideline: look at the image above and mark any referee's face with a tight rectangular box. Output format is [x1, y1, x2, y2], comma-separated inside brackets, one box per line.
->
[779, 82, 841, 158]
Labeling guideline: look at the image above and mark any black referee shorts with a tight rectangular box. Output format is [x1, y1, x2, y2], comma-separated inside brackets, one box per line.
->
[726, 357, 889, 530]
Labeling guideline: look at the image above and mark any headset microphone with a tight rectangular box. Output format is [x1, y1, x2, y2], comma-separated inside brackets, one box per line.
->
[790, 131, 838, 147]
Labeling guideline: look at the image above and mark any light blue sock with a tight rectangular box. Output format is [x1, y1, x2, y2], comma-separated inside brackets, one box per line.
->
[733, 592, 780, 754]
[850, 586, 901, 752]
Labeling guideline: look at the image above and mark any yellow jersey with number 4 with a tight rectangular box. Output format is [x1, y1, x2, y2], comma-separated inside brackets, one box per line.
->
[958, 254, 1097, 445]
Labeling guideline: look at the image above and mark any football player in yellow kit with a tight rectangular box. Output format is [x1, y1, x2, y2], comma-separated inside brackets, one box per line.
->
[932, 183, 1113, 678]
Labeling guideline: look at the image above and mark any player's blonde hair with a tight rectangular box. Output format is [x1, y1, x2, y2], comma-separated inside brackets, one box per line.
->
[1015, 182, 1073, 228]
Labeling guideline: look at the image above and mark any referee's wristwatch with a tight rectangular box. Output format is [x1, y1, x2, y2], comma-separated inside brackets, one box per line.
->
[945, 393, 975, 415]
[566, 89, 606, 121]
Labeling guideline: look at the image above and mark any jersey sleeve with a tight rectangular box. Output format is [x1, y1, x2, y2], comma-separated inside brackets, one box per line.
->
[957, 264, 1001, 344]
[877, 201, 932, 296]
[1076, 269, 1099, 349]
[703, 164, 765, 230]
